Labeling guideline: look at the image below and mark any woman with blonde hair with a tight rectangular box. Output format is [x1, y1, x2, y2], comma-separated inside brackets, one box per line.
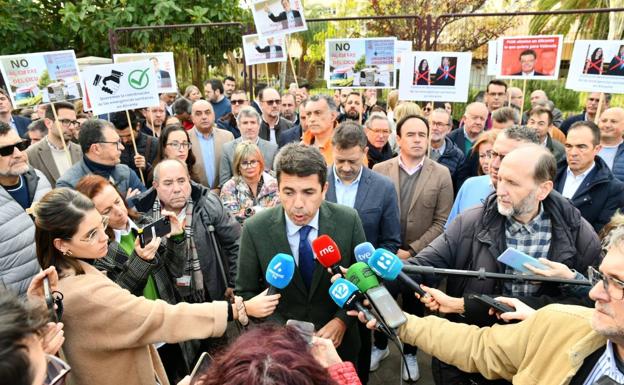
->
[184, 85, 202, 102]
[220, 141, 279, 225]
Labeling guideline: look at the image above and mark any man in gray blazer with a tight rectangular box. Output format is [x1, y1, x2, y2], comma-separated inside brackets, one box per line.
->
[219, 107, 277, 187]
[26, 102, 82, 187]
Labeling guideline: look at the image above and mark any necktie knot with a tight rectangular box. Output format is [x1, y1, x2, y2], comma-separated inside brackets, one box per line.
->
[299, 225, 312, 240]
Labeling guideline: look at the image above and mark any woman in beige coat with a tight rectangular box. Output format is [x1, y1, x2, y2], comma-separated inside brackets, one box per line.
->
[33, 188, 280, 385]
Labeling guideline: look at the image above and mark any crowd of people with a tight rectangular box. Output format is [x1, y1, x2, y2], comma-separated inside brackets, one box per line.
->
[1, 71, 624, 385]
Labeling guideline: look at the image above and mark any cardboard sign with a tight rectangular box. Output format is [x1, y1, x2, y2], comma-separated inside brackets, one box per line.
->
[325, 38, 397, 89]
[566, 40, 624, 93]
[496, 35, 563, 80]
[395, 40, 413, 66]
[398, 51, 472, 103]
[487, 40, 500, 76]
[81, 61, 159, 116]
[251, 0, 307, 37]
[243, 34, 288, 65]
[0, 50, 82, 108]
[113, 52, 177, 93]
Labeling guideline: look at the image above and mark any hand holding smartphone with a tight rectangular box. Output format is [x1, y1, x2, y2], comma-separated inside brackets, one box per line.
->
[136, 217, 171, 247]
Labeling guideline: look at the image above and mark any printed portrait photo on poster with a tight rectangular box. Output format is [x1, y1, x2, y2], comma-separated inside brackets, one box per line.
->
[496, 35, 563, 80]
[566, 39, 624, 93]
[242, 34, 287, 66]
[251, 0, 307, 37]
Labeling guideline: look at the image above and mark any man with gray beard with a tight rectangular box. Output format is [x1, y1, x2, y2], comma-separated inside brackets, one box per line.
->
[406, 143, 601, 385]
[0, 121, 51, 295]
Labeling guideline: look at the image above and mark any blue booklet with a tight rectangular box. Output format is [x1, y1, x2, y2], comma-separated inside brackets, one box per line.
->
[497, 247, 549, 274]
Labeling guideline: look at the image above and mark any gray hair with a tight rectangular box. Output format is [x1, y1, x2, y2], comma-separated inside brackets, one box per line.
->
[501, 125, 540, 144]
[152, 158, 189, 183]
[236, 106, 261, 126]
[364, 113, 392, 130]
[431, 108, 452, 126]
[308, 94, 337, 112]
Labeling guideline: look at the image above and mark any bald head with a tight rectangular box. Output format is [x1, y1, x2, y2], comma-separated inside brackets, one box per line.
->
[463, 102, 488, 139]
[530, 90, 548, 107]
[504, 144, 556, 183]
[508, 87, 523, 108]
[191, 100, 215, 133]
[152, 158, 191, 211]
[598, 107, 624, 146]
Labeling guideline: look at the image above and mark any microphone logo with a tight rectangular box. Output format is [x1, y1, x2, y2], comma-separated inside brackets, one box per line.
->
[267, 262, 285, 280]
[330, 282, 350, 300]
[317, 245, 335, 258]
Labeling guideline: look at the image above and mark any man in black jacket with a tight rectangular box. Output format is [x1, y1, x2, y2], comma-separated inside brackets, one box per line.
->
[555, 121, 624, 233]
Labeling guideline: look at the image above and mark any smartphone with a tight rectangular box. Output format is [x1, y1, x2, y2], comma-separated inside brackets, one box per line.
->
[286, 319, 315, 344]
[497, 247, 549, 274]
[43, 277, 58, 322]
[472, 294, 515, 314]
[136, 217, 171, 247]
[366, 286, 407, 329]
[190, 352, 213, 384]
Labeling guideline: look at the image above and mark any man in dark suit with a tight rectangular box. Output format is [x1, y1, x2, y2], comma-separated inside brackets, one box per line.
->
[278, 99, 307, 147]
[266, 0, 303, 30]
[433, 57, 456, 86]
[560, 93, 611, 134]
[607, 45, 624, 76]
[150, 57, 172, 89]
[0, 89, 30, 137]
[512, 49, 545, 76]
[255, 37, 284, 59]
[236, 144, 366, 374]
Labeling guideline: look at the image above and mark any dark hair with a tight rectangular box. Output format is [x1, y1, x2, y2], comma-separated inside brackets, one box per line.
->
[275, 144, 327, 187]
[0, 289, 50, 385]
[224, 76, 236, 83]
[346, 92, 364, 105]
[205, 79, 224, 94]
[590, 47, 603, 62]
[418, 59, 429, 71]
[492, 107, 520, 125]
[308, 94, 337, 112]
[299, 83, 311, 91]
[529, 106, 553, 126]
[109, 110, 137, 131]
[172, 97, 192, 115]
[254, 83, 267, 98]
[534, 147, 557, 183]
[396, 114, 429, 137]
[35, 188, 96, 275]
[487, 79, 508, 93]
[332, 121, 367, 150]
[27, 119, 48, 136]
[281, 92, 296, 104]
[153, 124, 198, 181]
[44, 101, 75, 120]
[569, 120, 601, 146]
[0, 88, 9, 98]
[196, 324, 338, 385]
[501, 125, 540, 144]
[0, 121, 12, 136]
[78, 119, 111, 153]
[519, 49, 537, 59]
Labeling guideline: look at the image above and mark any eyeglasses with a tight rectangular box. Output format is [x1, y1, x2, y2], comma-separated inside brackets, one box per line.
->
[0, 140, 29, 157]
[240, 160, 259, 169]
[166, 141, 191, 150]
[262, 99, 281, 106]
[367, 128, 391, 136]
[79, 216, 109, 244]
[231, 99, 247, 105]
[44, 354, 71, 385]
[58, 119, 80, 127]
[430, 121, 449, 128]
[588, 266, 624, 300]
[97, 141, 123, 150]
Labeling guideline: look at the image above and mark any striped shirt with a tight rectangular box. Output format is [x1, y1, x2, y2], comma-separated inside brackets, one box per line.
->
[583, 341, 624, 385]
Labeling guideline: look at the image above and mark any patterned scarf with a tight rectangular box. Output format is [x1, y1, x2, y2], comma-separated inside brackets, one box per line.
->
[152, 197, 207, 303]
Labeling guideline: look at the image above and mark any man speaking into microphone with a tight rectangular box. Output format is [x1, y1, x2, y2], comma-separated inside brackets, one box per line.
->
[235, 144, 367, 371]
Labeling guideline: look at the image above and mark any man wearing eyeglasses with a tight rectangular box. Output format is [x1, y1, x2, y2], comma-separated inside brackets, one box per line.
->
[217, 90, 249, 138]
[560, 93, 611, 135]
[429, 108, 465, 187]
[364, 114, 395, 169]
[0, 121, 51, 295]
[56, 119, 145, 196]
[25, 102, 82, 187]
[258, 88, 292, 146]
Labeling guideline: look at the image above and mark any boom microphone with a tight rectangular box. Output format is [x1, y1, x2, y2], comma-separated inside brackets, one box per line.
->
[312, 235, 343, 275]
[368, 248, 428, 297]
[354, 242, 375, 264]
[266, 253, 296, 295]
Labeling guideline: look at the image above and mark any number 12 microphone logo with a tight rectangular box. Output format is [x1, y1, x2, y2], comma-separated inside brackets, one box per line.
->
[331, 282, 350, 300]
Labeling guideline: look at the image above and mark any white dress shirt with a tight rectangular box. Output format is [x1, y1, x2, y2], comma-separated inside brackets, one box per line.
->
[285, 210, 319, 264]
[561, 162, 595, 199]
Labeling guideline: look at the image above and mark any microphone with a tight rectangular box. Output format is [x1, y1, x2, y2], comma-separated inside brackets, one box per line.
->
[312, 235, 343, 275]
[368, 248, 428, 297]
[354, 242, 375, 264]
[265, 253, 296, 295]
[346, 262, 406, 329]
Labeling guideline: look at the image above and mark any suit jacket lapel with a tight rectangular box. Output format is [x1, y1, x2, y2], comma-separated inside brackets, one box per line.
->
[189, 128, 208, 187]
[309, 203, 335, 299]
[388, 158, 401, 196]
[326, 168, 337, 202]
[38, 145, 60, 181]
[353, 168, 371, 211]
[269, 206, 308, 296]
[408, 158, 433, 213]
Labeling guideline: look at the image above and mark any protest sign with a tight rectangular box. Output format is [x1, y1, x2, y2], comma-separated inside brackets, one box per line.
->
[566, 40, 624, 93]
[251, 0, 307, 37]
[243, 34, 287, 65]
[81, 61, 159, 116]
[395, 40, 412, 66]
[113, 52, 177, 93]
[496, 35, 563, 80]
[487, 40, 500, 76]
[0, 50, 82, 108]
[325, 37, 397, 89]
[398, 51, 472, 103]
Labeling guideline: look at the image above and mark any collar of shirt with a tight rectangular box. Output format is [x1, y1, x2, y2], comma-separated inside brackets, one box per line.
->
[463, 127, 477, 143]
[432, 140, 446, 157]
[195, 128, 214, 140]
[541, 137, 548, 147]
[398, 154, 424, 176]
[506, 203, 547, 236]
[333, 165, 363, 186]
[566, 162, 595, 181]
[603, 340, 624, 382]
[9, 116, 16, 129]
[113, 218, 139, 243]
[285, 209, 320, 239]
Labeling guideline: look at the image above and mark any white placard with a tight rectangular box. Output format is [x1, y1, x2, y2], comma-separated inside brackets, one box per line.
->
[487, 40, 499, 76]
[395, 40, 412, 66]
[81, 61, 159, 116]
[325, 37, 397, 89]
[398, 51, 472, 103]
[113, 52, 177, 93]
[566, 40, 624, 93]
[243, 34, 288, 65]
[251, 0, 307, 38]
[496, 35, 563, 80]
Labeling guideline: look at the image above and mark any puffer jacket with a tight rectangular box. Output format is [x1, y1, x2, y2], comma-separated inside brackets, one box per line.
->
[0, 168, 51, 295]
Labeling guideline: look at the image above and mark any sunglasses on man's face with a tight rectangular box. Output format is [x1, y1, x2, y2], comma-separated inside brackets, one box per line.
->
[0, 140, 29, 157]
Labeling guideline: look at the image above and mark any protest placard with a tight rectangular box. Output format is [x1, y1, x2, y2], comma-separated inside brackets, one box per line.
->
[243, 34, 287, 65]
[325, 38, 397, 89]
[395, 40, 412, 66]
[487, 40, 500, 76]
[566, 40, 624, 93]
[251, 0, 307, 37]
[0, 50, 82, 108]
[496, 35, 563, 80]
[113, 52, 177, 93]
[398, 51, 472, 103]
[81, 61, 159, 116]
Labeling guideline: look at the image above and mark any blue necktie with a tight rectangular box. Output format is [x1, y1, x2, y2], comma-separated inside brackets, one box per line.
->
[298, 225, 314, 289]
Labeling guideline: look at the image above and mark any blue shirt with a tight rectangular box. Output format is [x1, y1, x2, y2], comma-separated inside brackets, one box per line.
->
[211, 97, 232, 121]
[333, 165, 363, 209]
[4, 175, 30, 210]
[285, 211, 319, 265]
[195, 129, 216, 187]
[446, 175, 493, 227]
[599, 144, 620, 170]
[583, 340, 624, 385]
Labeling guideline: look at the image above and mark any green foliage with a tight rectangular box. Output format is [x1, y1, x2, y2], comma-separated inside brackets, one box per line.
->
[37, 70, 52, 88]
[529, 0, 612, 39]
[354, 55, 366, 72]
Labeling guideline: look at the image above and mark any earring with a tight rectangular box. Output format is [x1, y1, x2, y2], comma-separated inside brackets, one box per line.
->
[63, 250, 73, 257]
